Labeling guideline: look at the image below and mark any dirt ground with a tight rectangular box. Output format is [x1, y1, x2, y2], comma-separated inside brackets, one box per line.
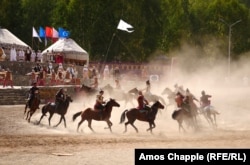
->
[1, 86, 250, 165]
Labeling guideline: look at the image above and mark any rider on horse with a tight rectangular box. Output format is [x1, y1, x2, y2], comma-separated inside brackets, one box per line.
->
[200, 90, 212, 109]
[55, 88, 66, 110]
[25, 82, 40, 110]
[141, 80, 151, 96]
[94, 89, 106, 119]
[175, 91, 184, 109]
[137, 90, 151, 114]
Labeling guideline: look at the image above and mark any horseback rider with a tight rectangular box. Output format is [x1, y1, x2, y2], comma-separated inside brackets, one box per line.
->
[94, 90, 106, 119]
[137, 90, 151, 114]
[25, 82, 40, 110]
[175, 91, 184, 109]
[200, 90, 212, 109]
[141, 80, 151, 96]
[55, 88, 66, 110]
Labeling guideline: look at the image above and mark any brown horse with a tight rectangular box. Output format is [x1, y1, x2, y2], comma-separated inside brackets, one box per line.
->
[172, 108, 196, 132]
[119, 101, 165, 134]
[161, 87, 176, 108]
[37, 95, 73, 128]
[24, 92, 40, 123]
[72, 98, 120, 133]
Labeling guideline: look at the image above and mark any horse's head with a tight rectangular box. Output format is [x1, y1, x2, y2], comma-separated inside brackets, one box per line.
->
[152, 101, 165, 110]
[128, 87, 139, 94]
[106, 98, 120, 108]
[66, 95, 73, 102]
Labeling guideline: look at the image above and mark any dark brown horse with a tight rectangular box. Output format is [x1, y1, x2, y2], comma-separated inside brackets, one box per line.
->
[72, 98, 120, 133]
[172, 108, 196, 132]
[37, 95, 73, 128]
[119, 101, 165, 133]
[24, 92, 40, 123]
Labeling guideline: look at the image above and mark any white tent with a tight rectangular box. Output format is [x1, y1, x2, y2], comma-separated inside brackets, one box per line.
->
[0, 28, 30, 49]
[42, 38, 89, 65]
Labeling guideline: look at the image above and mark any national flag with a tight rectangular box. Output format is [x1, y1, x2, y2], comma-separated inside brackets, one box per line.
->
[52, 28, 59, 38]
[39, 27, 45, 38]
[117, 19, 134, 33]
[32, 27, 42, 42]
[58, 27, 70, 38]
[45, 26, 53, 38]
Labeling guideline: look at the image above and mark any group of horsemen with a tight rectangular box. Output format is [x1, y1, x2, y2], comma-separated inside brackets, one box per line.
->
[25, 79, 212, 119]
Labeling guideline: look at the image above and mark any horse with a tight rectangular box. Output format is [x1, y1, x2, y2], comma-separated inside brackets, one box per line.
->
[102, 84, 136, 107]
[24, 92, 40, 123]
[128, 87, 167, 108]
[72, 98, 120, 133]
[161, 87, 176, 108]
[119, 101, 165, 134]
[172, 108, 196, 132]
[37, 95, 73, 128]
[199, 105, 220, 128]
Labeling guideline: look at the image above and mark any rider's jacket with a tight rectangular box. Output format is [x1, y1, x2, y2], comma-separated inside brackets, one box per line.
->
[55, 91, 65, 102]
[137, 94, 149, 110]
[29, 86, 39, 98]
[94, 94, 105, 110]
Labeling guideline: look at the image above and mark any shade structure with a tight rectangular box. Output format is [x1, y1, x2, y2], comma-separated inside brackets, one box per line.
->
[42, 38, 89, 65]
[0, 28, 30, 49]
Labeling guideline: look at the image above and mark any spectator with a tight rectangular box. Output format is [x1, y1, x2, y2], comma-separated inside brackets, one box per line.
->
[10, 46, 17, 61]
[25, 47, 31, 62]
[103, 65, 110, 80]
[36, 50, 42, 63]
[18, 49, 25, 61]
[31, 49, 36, 62]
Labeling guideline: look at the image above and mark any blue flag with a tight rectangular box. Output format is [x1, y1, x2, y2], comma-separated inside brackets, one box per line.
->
[58, 27, 70, 38]
[39, 27, 45, 38]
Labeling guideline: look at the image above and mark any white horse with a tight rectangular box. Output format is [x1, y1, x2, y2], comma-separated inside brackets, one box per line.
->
[199, 105, 220, 128]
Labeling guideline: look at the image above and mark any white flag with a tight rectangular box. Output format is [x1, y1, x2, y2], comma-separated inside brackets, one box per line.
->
[32, 27, 42, 42]
[52, 27, 59, 38]
[117, 19, 134, 33]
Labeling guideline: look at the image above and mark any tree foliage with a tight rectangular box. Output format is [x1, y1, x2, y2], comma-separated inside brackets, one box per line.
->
[0, 0, 250, 63]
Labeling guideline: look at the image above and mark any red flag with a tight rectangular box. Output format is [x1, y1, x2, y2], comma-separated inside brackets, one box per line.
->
[45, 26, 53, 38]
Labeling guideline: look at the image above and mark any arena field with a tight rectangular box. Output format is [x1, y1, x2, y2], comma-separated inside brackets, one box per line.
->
[0, 85, 250, 165]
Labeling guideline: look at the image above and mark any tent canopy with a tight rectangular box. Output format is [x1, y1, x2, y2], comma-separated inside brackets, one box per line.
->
[42, 38, 89, 65]
[0, 28, 30, 49]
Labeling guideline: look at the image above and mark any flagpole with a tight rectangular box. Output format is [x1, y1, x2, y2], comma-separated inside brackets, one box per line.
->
[101, 32, 116, 73]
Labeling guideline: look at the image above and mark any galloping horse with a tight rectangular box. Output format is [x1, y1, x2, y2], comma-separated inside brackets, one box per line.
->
[72, 98, 120, 133]
[37, 95, 73, 128]
[199, 105, 220, 128]
[24, 92, 40, 123]
[120, 101, 165, 133]
[102, 84, 136, 107]
[161, 87, 176, 108]
[128, 87, 167, 108]
[172, 108, 196, 132]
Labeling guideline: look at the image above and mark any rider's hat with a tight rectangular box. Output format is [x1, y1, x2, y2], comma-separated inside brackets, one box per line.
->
[99, 89, 104, 93]
[146, 80, 150, 84]
[201, 90, 205, 94]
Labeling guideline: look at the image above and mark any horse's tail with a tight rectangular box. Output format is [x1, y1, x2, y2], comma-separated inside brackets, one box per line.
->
[72, 111, 82, 122]
[120, 110, 128, 124]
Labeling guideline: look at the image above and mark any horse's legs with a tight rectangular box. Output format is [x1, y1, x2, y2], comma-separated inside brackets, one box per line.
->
[48, 113, 54, 126]
[128, 119, 138, 133]
[147, 121, 155, 134]
[77, 118, 85, 132]
[38, 114, 45, 124]
[106, 120, 113, 133]
[54, 115, 64, 127]
[87, 119, 95, 132]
